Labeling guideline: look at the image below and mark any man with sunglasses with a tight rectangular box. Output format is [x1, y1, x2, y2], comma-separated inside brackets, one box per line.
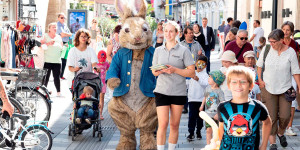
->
[224, 30, 253, 63]
[57, 13, 72, 80]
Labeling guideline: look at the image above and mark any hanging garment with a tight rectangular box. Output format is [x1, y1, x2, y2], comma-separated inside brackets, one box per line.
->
[1, 29, 11, 68]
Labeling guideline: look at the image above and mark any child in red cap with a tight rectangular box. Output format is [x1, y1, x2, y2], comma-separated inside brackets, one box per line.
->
[95, 50, 110, 120]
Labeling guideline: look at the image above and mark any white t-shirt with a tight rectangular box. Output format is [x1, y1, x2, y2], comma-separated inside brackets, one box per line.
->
[66, 46, 98, 72]
[257, 46, 300, 94]
[253, 27, 264, 47]
[188, 71, 209, 102]
[248, 84, 260, 100]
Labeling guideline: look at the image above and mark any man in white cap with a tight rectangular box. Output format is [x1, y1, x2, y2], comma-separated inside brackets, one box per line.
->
[243, 51, 256, 68]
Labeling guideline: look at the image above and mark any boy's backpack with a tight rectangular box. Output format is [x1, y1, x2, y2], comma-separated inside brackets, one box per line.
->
[261, 44, 271, 80]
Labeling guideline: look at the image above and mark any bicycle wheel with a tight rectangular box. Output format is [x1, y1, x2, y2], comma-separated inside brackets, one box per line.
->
[12, 88, 50, 122]
[0, 97, 26, 147]
[20, 126, 52, 150]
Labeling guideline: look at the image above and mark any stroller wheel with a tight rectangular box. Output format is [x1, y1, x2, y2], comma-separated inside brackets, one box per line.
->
[72, 133, 75, 141]
[92, 125, 96, 137]
[71, 125, 76, 141]
[68, 124, 71, 136]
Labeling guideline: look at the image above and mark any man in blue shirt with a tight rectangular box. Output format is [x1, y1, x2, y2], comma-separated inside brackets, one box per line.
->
[56, 13, 72, 80]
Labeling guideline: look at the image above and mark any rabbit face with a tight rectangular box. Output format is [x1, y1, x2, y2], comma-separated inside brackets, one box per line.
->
[119, 17, 152, 50]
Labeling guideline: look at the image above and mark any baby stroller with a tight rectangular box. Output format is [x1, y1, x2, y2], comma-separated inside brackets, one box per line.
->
[68, 71, 103, 141]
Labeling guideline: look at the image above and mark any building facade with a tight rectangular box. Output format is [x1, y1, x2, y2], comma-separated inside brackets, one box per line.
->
[180, 0, 300, 39]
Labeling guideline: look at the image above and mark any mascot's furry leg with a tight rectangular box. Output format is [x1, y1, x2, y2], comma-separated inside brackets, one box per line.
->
[108, 97, 137, 150]
[108, 97, 158, 150]
[136, 98, 157, 150]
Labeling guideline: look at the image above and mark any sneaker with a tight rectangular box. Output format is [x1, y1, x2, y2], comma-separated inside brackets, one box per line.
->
[277, 134, 288, 147]
[182, 108, 188, 114]
[60, 77, 66, 80]
[196, 132, 202, 140]
[186, 134, 194, 141]
[285, 127, 297, 136]
[85, 118, 91, 124]
[75, 118, 81, 124]
[269, 144, 277, 150]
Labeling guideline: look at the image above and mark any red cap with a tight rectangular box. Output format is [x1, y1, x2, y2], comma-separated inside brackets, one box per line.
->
[97, 50, 107, 63]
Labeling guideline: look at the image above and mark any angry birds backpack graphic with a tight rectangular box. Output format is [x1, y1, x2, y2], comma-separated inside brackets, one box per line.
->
[227, 113, 252, 137]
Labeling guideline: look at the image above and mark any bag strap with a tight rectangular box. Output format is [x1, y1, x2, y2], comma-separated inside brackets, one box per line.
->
[261, 44, 271, 80]
[236, 44, 246, 60]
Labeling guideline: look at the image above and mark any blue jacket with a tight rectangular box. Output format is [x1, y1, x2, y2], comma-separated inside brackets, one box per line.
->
[106, 47, 156, 97]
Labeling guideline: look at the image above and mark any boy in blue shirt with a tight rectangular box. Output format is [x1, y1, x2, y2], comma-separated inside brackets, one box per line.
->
[217, 66, 271, 150]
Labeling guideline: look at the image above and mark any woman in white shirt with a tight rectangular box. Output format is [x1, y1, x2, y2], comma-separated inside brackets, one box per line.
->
[257, 29, 300, 149]
[67, 28, 98, 74]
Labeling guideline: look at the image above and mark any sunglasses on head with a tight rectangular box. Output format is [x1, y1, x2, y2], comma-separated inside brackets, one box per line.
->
[239, 37, 248, 41]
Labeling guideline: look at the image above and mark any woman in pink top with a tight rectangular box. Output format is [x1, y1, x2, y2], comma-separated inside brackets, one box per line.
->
[95, 50, 110, 120]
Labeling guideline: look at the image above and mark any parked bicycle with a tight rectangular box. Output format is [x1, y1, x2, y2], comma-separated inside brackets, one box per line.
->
[0, 111, 53, 150]
[1, 68, 51, 122]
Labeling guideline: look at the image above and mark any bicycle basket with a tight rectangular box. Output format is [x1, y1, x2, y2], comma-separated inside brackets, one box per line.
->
[16, 69, 47, 88]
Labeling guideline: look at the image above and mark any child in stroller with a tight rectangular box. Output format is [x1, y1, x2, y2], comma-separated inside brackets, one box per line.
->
[69, 71, 102, 141]
[76, 86, 95, 124]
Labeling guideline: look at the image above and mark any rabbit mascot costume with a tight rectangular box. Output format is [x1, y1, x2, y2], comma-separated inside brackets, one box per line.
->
[106, 0, 158, 149]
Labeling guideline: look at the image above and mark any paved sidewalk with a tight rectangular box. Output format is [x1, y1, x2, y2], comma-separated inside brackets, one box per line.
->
[46, 49, 300, 150]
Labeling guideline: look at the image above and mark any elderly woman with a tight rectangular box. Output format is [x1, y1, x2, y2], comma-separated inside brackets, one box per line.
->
[282, 21, 299, 55]
[152, 21, 195, 150]
[41, 22, 63, 97]
[281, 21, 300, 137]
[257, 29, 300, 150]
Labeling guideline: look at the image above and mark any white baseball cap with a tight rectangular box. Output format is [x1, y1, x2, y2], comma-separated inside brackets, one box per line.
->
[243, 51, 255, 58]
[221, 50, 238, 63]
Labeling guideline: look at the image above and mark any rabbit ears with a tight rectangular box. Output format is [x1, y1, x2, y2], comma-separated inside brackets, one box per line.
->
[115, 0, 147, 20]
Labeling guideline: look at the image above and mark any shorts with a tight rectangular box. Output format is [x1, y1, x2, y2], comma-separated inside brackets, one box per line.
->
[205, 118, 219, 128]
[154, 92, 187, 107]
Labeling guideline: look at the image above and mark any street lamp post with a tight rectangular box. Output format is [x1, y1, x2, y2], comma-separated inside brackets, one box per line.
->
[234, 0, 237, 20]
[272, 0, 278, 30]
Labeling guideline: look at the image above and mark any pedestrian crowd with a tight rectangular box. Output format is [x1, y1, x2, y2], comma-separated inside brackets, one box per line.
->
[1, 11, 299, 150]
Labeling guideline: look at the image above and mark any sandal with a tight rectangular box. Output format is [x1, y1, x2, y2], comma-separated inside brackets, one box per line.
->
[100, 115, 104, 120]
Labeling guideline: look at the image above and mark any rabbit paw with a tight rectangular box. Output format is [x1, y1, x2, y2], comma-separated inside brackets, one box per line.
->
[107, 78, 121, 90]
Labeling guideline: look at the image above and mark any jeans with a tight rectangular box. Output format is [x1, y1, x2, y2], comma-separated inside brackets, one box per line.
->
[253, 46, 259, 59]
[77, 106, 95, 119]
[188, 102, 203, 134]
